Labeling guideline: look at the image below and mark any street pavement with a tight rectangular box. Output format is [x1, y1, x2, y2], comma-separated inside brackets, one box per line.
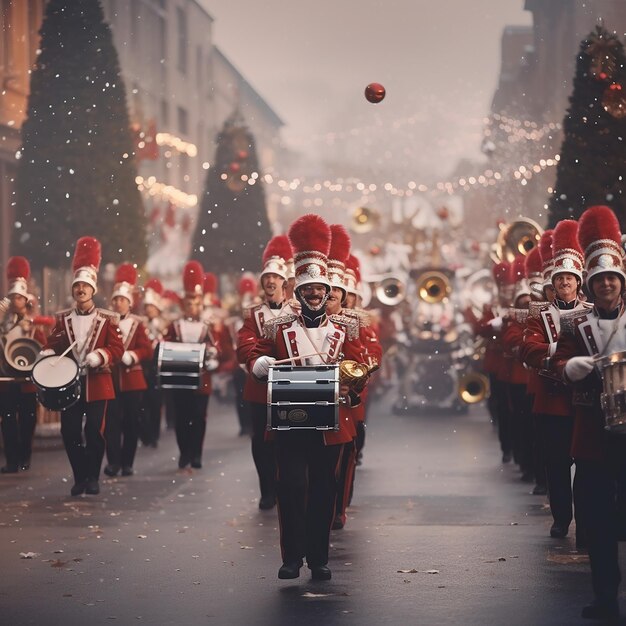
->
[1, 393, 624, 626]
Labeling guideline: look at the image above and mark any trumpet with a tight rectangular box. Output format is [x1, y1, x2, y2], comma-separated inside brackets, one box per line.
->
[339, 359, 379, 393]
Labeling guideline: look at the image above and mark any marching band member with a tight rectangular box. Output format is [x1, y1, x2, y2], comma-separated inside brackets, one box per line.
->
[163, 261, 224, 470]
[140, 278, 167, 447]
[0, 257, 46, 473]
[40, 237, 124, 496]
[553, 206, 626, 620]
[247, 214, 368, 581]
[520, 222, 590, 542]
[236, 235, 296, 509]
[104, 264, 154, 477]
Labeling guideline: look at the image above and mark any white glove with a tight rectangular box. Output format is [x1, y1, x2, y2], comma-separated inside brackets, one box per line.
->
[122, 351, 134, 366]
[204, 347, 219, 371]
[85, 351, 102, 369]
[488, 316, 503, 332]
[564, 356, 595, 382]
[39, 349, 55, 358]
[252, 355, 276, 379]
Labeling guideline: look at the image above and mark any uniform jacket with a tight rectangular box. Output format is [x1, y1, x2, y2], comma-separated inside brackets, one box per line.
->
[115, 314, 153, 393]
[249, 312, 368, 445]
[44, 308, 124, 402]
[501, 311, 529, 385]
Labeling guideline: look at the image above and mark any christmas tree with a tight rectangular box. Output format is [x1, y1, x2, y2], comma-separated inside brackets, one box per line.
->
[191, 108, 272, 274]
[547, 26, 626, 228]
[14, 0, 145, 269]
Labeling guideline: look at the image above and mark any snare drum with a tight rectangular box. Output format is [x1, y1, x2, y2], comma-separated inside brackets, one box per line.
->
[267, 364, 339, 430]
[31, 355, 81, 410]
[157, 341, 206, 389]
[597, 350, 626, 433]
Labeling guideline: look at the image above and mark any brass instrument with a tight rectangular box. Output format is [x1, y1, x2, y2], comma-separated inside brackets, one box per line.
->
[350, 206, 379, 234]
[493, 218, 544, 263]
[339, 359, 379, 393]
[457, 370, 489, 404]
[4, 337, 41, 372]
[416, 271, 451, 304]
[375, 275, 406, 306]
[462, 268, 496, 318]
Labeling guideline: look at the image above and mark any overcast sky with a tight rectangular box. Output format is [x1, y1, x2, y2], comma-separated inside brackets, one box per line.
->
[200, 0, 532, 174]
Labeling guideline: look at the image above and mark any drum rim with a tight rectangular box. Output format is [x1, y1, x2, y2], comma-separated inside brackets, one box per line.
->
[31, 354, 79, 386]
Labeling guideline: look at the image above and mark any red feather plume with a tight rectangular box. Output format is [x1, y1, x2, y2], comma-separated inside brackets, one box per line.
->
[492, 261, 511, 286]
[72, 236, 101, 272]
[162, 289, 182, 306]
[578, 205, 621, 251]
[144, 278, 163, 295]
[114, 263, 137, 286]
[203, 272, 218, 294]
[288, 214, 331, 256]
[538, 229, 554, 264]
[328, 224, 351, 263]
[6, 256, 30, 281]
[238, 276, 257, 295]
[183, 261, 204, 294]
[552, 219, 582, 254]
[524, 247, 542, 275]
[262, 235, 293, 265]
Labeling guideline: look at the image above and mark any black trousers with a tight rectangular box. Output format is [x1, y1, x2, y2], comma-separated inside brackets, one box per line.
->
[539, 414, 578, 527]
[355, 420, 366, 459]
[275, 431, 342, 567]
[105, 390, 142, 469]
[250, 401, 276, 499]
[171, 390, 209, 462]
[233, 367, 251, 435]
[61, 390, 107, 483]
[0, 385, 37, 468]
[336, 439, 356, 524]
[140, 362, 162, 445]
[492, 378, 513, 455]
[509, 383, 533, 473]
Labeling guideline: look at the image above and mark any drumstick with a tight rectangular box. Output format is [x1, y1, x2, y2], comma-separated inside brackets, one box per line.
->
[52, 340, 78, 366]
[273, 352, 329, 365]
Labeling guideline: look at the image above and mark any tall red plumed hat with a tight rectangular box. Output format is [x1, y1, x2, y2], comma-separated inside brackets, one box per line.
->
[143, 278, 164, 310]
[344, 254, 361, 296]
[261, 235, 292, 280]
[72, 236, 101, 294]
[538, 229, 554, 290]
[492, 261, 512, 287]
[552, 219, 584, 282]
[111, 263, 137, 303]
[6, 256, 30, 298]
[203, 272, 220, 307]
[512, 255, 530, 302]
[577, 205, 626, 286]
[162, 289, 182, 308]
[525, 247, 544, 300]
[183, 260, 204, 298]
[288, 214, 331, 289]
[328, 224, 351, 291]
[238, 275, 257, 296]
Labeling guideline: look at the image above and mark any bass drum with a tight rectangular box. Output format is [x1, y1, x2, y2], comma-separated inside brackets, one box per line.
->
[31, 354, 81, 410]
[156, 341, 206, 389]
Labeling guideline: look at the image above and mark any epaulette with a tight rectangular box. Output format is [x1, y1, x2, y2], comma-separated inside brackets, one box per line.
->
[329, 313, 360, 340]
[528, 301, 550, 319]
[262, 313, 297, 340]
[243, 302, 262, 320]
[97, 308, 121, 324]
[343, 308, 371, 327]
[559, 309, 590, 335]
[510, 308, 528, 324]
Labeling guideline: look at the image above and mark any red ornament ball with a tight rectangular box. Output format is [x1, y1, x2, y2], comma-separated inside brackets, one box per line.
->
[602, 83, 626, 119]
[228, 161, 241, 173]
[237, 150, 249, 160]
[364, 83, 386, 104]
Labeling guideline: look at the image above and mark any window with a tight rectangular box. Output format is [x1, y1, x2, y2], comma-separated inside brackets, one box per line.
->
[176, 7, 187, 74]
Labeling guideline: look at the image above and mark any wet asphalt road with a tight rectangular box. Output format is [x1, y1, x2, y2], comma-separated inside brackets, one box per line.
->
[1, 393, 624, 626]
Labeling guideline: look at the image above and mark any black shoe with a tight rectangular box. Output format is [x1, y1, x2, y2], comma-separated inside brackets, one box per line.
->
[149, 441, 158, 449]
[85, 480, 100, 495]
[532, 484, 548, 495]
[1, 465, 19, 474]
[70, 480, 87, 496]
[310, 565, 332, 581]
[581, 600, 619, 619]
[259, 495, 276, 510]
[121, 466, 134, 476]
[278, 559, 303, 579]
[332, 515, 344, 530]
[520, 471, 534, 483]
[501, 452, 512, 463]
[550, 523, 569, 538]
[103, 464, 120, 477]
[190, 457, 202, 469]
[20, 459, 31, 471]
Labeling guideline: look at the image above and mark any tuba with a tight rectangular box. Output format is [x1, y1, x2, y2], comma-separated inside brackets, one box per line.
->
[493, 218, 543, 263]
[415, 271, 451, 304]
[350, 207, 380, 234]
[3, 337, 41, 373]
[457, 370, 489, 404]
[375, 275, 406, 306]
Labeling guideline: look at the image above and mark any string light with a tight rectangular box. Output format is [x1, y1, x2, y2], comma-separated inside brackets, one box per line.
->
[155, 132, 198, 157]
[135, 175, 197, 208]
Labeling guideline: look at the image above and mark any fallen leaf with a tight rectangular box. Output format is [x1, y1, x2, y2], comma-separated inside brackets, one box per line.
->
[240, 546, 253, 550]
[137, 535, 147, 539]
[50, 559, 68, 568]
[424, 569, 440, 574]
[19, 552, 40, 559]
[397, 568, 418, 573]
[302, 592, 333, 598]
